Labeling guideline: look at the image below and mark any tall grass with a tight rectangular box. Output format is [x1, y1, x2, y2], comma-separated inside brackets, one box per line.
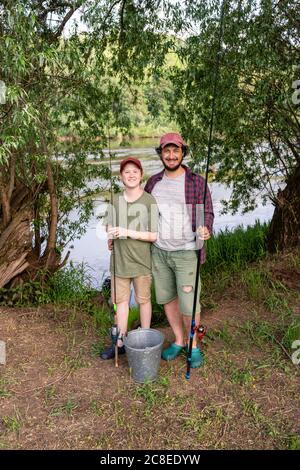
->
[202, 221, 268, 277]
[0, 262, 97, 307]
[47, 262, 96, 304]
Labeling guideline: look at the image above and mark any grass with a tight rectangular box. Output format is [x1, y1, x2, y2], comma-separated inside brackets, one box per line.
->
[221, 359, 255, 386]
[199, 221, 269, 307]
[44, 386, 57, 406]
[1, 222, 299, 450]
[135, 376, 170, 416]
[203, 221, 268, 277]
[50, 399, 78, 417]
[63, 350, 89, 371]
[0, 262, 98, 307]
[90, 399, 106, 417]
[182, 401, 231, 445]
[282, 322, 300, 352]
[0, 378, 12, 399]
[2, 408, 22, 435]
[286, 435, 300, 450]
[211, 322, 237, 347]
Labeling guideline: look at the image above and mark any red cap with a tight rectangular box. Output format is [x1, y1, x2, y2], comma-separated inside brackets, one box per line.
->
[160, 132, 185, 148]
[120, 157, 143, 173]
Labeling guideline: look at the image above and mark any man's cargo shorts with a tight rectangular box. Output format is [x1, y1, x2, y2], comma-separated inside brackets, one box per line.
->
[151, 245, 201, 316]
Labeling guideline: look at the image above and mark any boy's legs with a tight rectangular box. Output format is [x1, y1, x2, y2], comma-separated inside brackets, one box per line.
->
[100, 276, 130, 359]
[140, 302, 151, 328]
[133, 274, 152, 328]
[111, 276, 131, 346]
[116, 300, 129, 347]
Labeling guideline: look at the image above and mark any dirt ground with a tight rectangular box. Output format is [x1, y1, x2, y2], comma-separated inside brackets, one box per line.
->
[0, 259, 300, 450]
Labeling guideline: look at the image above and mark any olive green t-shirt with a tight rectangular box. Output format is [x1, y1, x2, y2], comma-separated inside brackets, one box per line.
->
[107, 191, 158, 278]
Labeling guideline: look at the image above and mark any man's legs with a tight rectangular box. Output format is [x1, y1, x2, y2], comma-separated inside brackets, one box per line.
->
[162, 300, 201, 362]
[162, 250, 203, 365]
[163, 301, 200, 348]
[152, 246, 202, 360]
[163, 297, 185, 346]
[182, 312, 200, 349]
[152, 246, 179, 342]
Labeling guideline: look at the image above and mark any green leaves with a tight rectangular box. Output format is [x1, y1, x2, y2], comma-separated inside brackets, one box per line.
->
[169, 0, 299, 214]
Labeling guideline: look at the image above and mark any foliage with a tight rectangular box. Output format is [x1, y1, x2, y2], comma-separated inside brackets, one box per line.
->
[0, 1, 175, 287]
[169, 0, 300, 216]
[202, 220, 268, 276]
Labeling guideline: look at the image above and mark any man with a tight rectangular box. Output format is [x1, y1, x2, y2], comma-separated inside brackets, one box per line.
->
[144, 132, 214, 368]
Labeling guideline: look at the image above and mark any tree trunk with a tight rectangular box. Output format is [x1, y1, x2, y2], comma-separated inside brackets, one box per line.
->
[267, 163, 300, 252]
[0, 204, 33, 288]
[0, 176, 61, 289]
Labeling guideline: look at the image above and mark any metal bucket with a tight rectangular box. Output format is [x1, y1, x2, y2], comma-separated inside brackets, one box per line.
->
[123, 328, 164, 383]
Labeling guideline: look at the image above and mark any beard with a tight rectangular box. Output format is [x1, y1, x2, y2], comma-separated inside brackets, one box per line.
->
[161, 157, 183, 172]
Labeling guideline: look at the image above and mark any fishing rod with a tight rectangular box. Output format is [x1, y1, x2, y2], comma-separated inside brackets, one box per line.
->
[186, 0, 227, 380]
[108, 122, 119, 368]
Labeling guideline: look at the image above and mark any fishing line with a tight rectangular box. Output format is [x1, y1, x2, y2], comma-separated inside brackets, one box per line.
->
[186, 0, 227, 379]
[108, 120, 119, 368]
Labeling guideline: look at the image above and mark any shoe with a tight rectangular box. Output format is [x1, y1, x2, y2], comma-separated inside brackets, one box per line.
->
[161, 343, 184, 361]
[100, 344, 126, 360]
[187, 347, 204, 368]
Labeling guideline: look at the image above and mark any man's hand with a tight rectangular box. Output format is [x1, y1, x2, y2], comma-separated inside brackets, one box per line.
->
[107, 226, 128, 239]
[197, 226, 211, 241]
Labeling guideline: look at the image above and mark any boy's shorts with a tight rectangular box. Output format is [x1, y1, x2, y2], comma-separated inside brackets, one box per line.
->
[151, 245, 201, 316]
[111, 274, 152, 305]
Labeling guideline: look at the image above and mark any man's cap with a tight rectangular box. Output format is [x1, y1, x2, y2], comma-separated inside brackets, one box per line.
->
[120, 157, 143, 173]
[159, 132, 186, 148]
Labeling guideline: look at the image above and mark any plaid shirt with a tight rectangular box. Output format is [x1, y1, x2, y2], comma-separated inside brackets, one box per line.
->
[144, 165, 214, 264]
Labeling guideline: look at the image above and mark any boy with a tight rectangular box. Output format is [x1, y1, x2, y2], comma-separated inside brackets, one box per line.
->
[100, 157, 158, 360]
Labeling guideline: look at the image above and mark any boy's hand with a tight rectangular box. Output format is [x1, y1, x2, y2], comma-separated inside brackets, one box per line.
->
[107, 226, 128, 238]
[107, 239, 113, 250]
[197, 226, 211, 241]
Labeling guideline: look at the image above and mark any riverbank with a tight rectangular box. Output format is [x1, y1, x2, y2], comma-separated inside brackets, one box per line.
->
[0, 228, 300, 449]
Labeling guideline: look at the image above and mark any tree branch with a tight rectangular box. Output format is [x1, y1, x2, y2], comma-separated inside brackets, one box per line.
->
[54, 1, 84, 37]
[8, 154, 16, 200]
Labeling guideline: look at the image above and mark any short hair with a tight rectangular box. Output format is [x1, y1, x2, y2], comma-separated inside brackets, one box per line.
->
[155, 144, 189, 158]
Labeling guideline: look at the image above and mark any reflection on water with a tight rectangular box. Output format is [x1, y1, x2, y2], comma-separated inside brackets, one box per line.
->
[66, 146, 277, 288]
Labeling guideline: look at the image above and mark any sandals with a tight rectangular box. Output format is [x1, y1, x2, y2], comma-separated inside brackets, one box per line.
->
[161, 343, 184, 361]
[189, 347, 204, 368]
[162, 343, 204, 368]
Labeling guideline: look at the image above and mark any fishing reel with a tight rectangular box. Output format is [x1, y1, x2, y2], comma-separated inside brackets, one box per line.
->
[193, 324, 207, 341]
[110, 325, 119, 346]
[110, 325, 124, 345]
